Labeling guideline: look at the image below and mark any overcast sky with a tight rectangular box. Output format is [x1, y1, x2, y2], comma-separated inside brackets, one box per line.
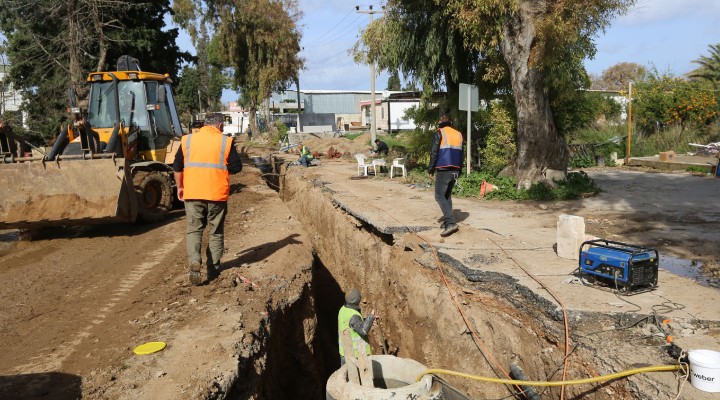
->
[174, 0, 720, 103]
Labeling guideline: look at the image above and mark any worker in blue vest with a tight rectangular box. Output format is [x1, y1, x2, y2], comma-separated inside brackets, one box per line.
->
[428, 113, 463, 237]
[338, 289, 377, 366]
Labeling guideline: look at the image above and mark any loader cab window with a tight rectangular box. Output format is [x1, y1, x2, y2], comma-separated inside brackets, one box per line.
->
[88, 80, 150, 129]
[87, 82, 119, 129]
[164, 83, 183, 137]
[117, 81, 149, 130]
[145, 81, 173, 137]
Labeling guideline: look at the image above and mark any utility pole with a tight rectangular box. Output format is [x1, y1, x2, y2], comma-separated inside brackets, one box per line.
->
[625, 81, 633, 165]
[356, 5, 384, 143]
[295, 76, 302, 133]
[0, 53, 6, 116]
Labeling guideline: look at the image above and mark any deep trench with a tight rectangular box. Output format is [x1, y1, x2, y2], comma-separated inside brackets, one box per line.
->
[224, 255, 345, 400]
[231, 160, 678, 400]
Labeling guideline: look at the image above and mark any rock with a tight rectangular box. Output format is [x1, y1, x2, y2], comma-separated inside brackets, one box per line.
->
[156, 371, 166, 378]
[144, 311, 155, 319]
[539, 204, 548, 210]
[189, 298, 198, 303]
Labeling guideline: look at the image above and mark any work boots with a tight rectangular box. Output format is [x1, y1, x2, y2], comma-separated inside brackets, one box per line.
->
[207, 264, 221, 281]
[440, 223, 459, 237]
[189, 261, 203, 286]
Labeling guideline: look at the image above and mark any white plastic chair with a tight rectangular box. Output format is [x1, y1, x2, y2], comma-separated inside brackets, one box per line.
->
[390, 156, 407, 179]
[372, 158, 386, 175]
[355, 154, 372, 176]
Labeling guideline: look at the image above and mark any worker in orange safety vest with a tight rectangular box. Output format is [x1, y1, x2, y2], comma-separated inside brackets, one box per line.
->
[173, 113, 243, 285]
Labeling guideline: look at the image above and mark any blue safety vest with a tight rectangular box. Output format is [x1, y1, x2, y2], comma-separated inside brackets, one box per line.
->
[435, 126, 463, 169]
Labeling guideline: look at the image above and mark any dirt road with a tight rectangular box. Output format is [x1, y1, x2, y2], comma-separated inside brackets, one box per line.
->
[0, 166, 317, 399]
[582, 168, 720, 281]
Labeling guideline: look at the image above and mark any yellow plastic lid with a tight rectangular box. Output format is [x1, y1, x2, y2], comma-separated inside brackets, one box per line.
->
[133, 341, 167, 355]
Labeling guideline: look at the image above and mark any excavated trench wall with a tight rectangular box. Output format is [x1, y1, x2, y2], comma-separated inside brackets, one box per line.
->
[250, 163, 679, 400]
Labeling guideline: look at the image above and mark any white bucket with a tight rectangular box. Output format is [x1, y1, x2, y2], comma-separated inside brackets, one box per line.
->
[689, 349, 720, 392]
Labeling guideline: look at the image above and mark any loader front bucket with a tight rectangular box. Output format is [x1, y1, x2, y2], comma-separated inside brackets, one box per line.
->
[0, 157, 138, 229]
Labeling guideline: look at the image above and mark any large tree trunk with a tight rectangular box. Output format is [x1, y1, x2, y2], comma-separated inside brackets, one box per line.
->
[248, 105, 259, 138]
[91, 0, 108, 72]
[500, 1, 568, 189]
[68, 0, 84, 101]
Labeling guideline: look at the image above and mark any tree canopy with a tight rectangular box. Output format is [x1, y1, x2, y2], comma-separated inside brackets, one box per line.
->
[596, 62, 647, 90]
[174, 0, 303, 133]
[0, 0, 189, 140]
[362, 0, 634, 187]
[689, 43, 720, 85]
[356, 0, 483, 114]
[386, 71, 401, 91]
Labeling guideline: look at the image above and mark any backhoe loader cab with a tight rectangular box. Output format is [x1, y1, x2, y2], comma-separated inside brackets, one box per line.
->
[0, 57, 184, 229]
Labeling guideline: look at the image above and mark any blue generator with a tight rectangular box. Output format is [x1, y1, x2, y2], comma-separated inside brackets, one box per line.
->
[579, 239, 658, 294]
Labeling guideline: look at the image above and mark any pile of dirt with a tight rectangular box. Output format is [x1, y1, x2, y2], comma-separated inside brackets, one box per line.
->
[301, 133, 373, 157]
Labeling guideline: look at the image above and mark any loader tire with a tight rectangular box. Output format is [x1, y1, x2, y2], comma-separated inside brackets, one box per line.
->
[134, 171, 173, 223]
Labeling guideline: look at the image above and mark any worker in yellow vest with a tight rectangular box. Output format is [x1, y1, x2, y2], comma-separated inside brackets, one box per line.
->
[297, 142, 314, 167]
[337, 289, 377, 366]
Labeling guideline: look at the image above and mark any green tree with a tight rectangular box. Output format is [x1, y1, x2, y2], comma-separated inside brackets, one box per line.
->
[402, 80, 419, 92]
[481, 102, 516, 175]
[689, 43, 720, 86]
[176, 64, 226, 120]
[598, 62, 647, 91]
[633, 73, 718, 133]
[386, 70, 401, 91]
[174, 0, 303, 135]
[444, 0, 634, 188]
[0, 0, 189, 141]
[355, 0, 485, 124]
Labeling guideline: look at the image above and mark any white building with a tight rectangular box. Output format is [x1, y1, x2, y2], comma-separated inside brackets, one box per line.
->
[0, 58, 28, 129]
[0, 59, 23, 114]
[269, 89, 424, 133]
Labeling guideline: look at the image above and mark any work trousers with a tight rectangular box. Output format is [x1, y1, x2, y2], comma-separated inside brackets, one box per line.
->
[184, 200, 228, 271]
[434, 170, 459, 226]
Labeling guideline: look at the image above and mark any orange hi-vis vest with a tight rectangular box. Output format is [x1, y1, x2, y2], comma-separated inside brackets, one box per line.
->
[181, 126, 232, 201]
[436, 126, 463, 169]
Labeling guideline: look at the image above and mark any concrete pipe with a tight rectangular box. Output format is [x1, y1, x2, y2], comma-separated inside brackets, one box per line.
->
[326, 355, 443, 400]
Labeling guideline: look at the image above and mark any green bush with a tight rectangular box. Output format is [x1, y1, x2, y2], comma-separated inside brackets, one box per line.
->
[553, 90, 623, 133]
[274, 119, 289, 136]
[480, 102, 516, 175]
[569, 154, 595, 168]
[553, 171, 599, 199]
[634, 74, 719, 134]
[409, 170, 601, 201]
[686, 166, 708, 175]
[344, 133, 364, 140]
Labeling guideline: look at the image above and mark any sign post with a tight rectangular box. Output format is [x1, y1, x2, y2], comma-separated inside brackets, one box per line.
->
[459, 83, 479, 176]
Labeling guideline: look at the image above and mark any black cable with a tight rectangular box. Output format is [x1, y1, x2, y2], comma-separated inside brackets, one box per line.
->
[304, 9, 355, 46]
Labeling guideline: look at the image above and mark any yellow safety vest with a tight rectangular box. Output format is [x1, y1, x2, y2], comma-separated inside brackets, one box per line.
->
[337, 306, 371, 357]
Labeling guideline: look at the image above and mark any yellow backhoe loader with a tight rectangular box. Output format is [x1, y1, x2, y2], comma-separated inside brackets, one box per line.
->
[0, 56, 184, 229]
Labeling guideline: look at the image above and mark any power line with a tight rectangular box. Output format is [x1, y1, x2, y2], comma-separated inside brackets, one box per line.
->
[304, 9, 354, 47]
[309, 48, 355, 66]
[356, 5, 384, 142]
[305, 15, 364, 48]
